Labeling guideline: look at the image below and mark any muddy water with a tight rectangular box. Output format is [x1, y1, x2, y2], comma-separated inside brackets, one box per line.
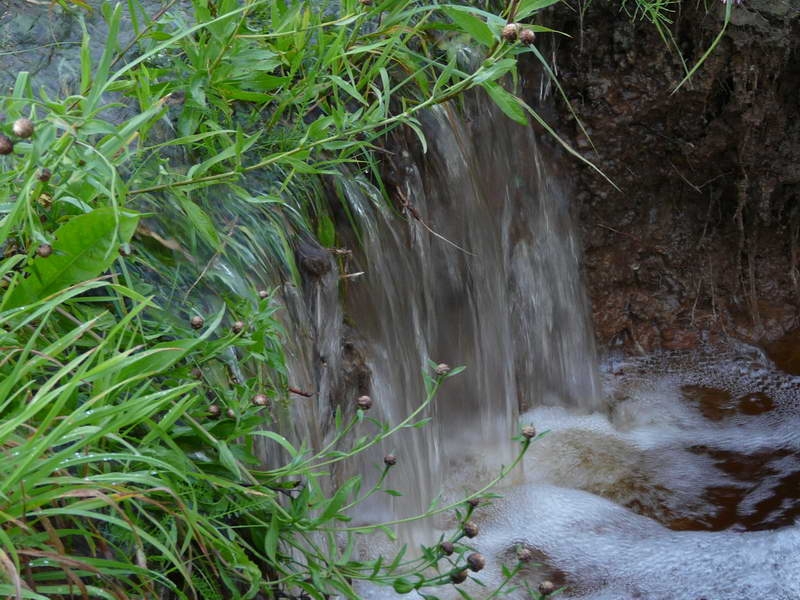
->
[359, 342, 800, 600]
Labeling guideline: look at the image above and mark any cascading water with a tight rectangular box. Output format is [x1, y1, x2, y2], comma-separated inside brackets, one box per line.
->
[335, 94, 601, 524]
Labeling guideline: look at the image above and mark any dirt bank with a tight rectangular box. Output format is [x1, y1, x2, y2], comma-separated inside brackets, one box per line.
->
[541, 0, 799, 352]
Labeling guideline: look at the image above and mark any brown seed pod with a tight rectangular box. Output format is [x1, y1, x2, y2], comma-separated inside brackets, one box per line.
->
[450, 569, 469, 584]
[439, 541, 455, 556]
[208, 404, 221, 418]
[190, 315, 204, 329]
[12, 118, 34, 139]
[519, 29, 536, 45]
[252, 393, 269, 407]
[434, 363, 451, 376]
[466, 552, 485, 572]
[383, 454, 397, 466]
[538, 580, 555, 596]
[37, 168, 52, 182]
[36, 244, 52, 258]
[522, 424, 536, 439]
[501, 23, 520, 42]
[356, 395, 373, 410]
[516, 546, 534, 562]
[232, 320, 245, 334]
[463, 521, 479, 538]
[0, 134, 13, 155]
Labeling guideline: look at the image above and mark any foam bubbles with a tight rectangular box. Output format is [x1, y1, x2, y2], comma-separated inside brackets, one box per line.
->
[357, 346, 800, 599]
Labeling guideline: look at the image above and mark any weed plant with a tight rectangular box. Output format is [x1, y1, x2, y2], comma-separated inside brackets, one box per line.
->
[0, 0, 563, 598]
[0, 0, 730, 596]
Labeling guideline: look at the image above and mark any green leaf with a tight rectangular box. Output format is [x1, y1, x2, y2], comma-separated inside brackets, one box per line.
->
[179, 197, 221, 250]
[3, 208, 139, 310]
[392, 577, 415, 594]
[516, 0, 563, 21]
[442, 7, 495, 47]
[264, 511, 279, 562]
[482, 82, 528, 125]
[317, 213, 335, 247]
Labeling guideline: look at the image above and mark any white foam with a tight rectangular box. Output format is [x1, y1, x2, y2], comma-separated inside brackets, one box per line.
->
[355, 348, 800, 599]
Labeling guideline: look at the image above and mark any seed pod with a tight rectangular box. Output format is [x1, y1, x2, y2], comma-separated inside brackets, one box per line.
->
[208, 404, 221, 418]
[190, 315, 204, 330]
[516, 546, 534, 562]
[12, 118, 34, 139]
[258, 289, 269, 299]
[356, 395, 373, 410]
[522, 425, 536, 439]
[383, 454, 397, 466]
[37, 168, 52, 182]
[232, 320, 245, 334]
[0, 134, 13, 155]
[450, 569, 468, 584]
[36, 244, 52, 258]
[439, 541, 455, 556]
[463, 521, 479, 538]
[501, 23, 519, 42]
[538, 581, 555, 596]
[466, 553, 485, 572]
[252, 393, 269, 407]
[520, 29, 536, 45]
[435, 363, 451, 376]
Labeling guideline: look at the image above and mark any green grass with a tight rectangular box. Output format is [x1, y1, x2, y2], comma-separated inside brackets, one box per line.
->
[0, 0, 729, 596]
[0, 0, 554, 597]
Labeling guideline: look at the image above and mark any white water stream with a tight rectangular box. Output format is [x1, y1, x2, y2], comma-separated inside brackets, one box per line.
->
[325, 97, 800, 598]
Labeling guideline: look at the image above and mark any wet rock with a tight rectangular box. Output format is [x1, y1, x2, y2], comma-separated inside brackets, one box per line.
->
[294, 238, 331, 278]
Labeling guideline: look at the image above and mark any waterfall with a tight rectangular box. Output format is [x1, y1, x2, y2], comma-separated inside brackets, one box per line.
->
[330, 94, 601, 522]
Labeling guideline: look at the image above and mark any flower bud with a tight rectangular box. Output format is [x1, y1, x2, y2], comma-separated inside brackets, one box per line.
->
[252, 393, 269, 407]
[37, 168, 52, 182]
[522, 424, 536, 439]
[463, 521, 479, 538]
[258, 289, 269, 299]
[356, 395, 373, 410]
[520, 29, 536, 45]
[538, 581, 555, 596]
[383, 454, 397, 466]
[450, 569, 468, 584]
[501, 23, 519, 42]
[232, 320, 245, 334]
[467, 553, 485, 572]
[208, 404, 221, 418]
[435, 363, 451, 376]
[12, 118, 34, 139]
[517, 546, 534, 562]
[190, 315, 204, 330]
[439, 541, 454, 555]
[0, 134, 13, 155]
[226, 408, 236, 419]
[467, 497, 480, 508]
[36, 244, 52, 258]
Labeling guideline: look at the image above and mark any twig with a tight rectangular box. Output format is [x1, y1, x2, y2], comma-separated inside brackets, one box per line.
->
[397, 190, 476, 257]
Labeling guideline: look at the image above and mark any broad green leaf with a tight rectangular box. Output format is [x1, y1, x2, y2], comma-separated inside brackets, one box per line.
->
[516, 0, 563, 20]
[3, 208, 139, 309]
[482, 82, 528, 125]
[442, 7, 494, 47]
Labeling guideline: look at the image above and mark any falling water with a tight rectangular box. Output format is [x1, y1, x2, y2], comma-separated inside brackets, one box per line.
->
[336, 94, 601, 522]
